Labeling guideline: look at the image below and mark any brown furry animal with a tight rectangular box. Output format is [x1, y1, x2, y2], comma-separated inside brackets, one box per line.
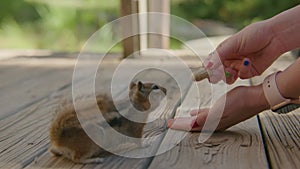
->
[49, 81, 167, 163]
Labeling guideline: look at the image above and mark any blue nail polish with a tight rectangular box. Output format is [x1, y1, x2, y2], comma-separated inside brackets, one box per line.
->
[243, 60, 249, 66]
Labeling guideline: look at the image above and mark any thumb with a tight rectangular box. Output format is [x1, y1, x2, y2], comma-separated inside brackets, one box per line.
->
[216, 35, 238, 61]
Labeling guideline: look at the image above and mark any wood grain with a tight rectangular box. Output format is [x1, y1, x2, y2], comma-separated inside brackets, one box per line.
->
[5, 53, 297, 168]
[148, 79, 268, 169]
[0, 56, 192, 169]
[251, 54, 300, 169]
[259, 111, 300, 169]
[0, 58, 76, 120]
[0, 56, 123, 168]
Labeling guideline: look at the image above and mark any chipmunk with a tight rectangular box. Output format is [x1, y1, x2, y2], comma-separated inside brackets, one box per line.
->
[49, 81, 167, 163]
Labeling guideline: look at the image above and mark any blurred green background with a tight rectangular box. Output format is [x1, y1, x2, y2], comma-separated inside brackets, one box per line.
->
[0, 0, 298, 52]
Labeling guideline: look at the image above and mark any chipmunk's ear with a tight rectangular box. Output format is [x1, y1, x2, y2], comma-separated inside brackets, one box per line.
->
[130, 82, 136, 89]
[137, 81, 143, 91]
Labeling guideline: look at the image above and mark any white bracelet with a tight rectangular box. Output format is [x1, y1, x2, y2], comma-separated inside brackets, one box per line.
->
[262, 71, 291, 110]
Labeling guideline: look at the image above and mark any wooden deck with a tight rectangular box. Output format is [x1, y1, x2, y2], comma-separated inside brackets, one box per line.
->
[0, 52, 299, 169]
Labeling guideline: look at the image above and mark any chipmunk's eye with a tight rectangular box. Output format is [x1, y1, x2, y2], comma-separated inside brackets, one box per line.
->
[152, 85, 159, 90]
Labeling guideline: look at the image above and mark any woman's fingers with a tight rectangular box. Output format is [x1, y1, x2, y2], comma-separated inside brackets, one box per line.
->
[167, 116, 198, 131]
[208, 66, 226, 83]
[224, 67, 238, 84]
[190, 110, 199, 116]
[203, 51, 225, 83]
[190, 108, 209, 116]
[223, 58, 255, 80]
[203, 51, 244, 84]
[204, 51, 222, 70]
[215, 35, 238, 63]
[167, 109, 210, 131]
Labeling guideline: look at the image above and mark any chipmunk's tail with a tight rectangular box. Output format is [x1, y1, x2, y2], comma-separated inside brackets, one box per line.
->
[49, 105, 81, 143]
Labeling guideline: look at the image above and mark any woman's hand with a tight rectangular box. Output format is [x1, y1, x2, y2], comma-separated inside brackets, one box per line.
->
[204, 5, 300, 84]
[204, 20, 283, 84]
[167, 85, 269, 131]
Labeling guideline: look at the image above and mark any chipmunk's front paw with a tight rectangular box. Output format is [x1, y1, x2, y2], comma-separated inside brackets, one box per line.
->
[81, 157, 105, 164]
[49, 147, 62, 156]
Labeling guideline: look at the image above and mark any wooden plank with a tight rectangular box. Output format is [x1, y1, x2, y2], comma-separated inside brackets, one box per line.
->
[250, 54, 300, 169]
[0, 58, 75, 119]
[0, 69, 122, 168]
[15, 58, 191, 169]
[0, 56, 122, 120]
[148, 78, 268, 168]
[0, 84, 74, 169]
[0, 57, 122, 168]
[87, 59, 190, 168]
[22, 71, 156, 169]
[259, 111, 300, 169]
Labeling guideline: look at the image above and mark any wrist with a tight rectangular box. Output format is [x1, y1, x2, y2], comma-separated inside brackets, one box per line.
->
[275, 71, 289, 98]
[246, 85, 269, 112]
[267, 5, 300, 54]
[276, 70, 299, 99]
[263, 71, 300, 114]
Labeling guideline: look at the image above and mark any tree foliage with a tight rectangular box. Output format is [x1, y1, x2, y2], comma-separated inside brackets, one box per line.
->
[0, 0, 299, 51]
[172, 0, 300, 28]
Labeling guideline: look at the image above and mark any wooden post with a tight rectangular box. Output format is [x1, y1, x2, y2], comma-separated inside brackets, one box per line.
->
[120, 0, 170, 58]
[147, 0, 170, 49]
[120, 0, 140, 58]
[138, 0, 148, 52]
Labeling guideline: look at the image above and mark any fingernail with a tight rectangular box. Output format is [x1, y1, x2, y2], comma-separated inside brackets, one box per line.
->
[225, 71, 231, 78]
[204, 61, 213, 69]
[206, 61, 213, 68]
[190, 109, 199, 116]
[243, 59, 250, 66]
[192, 121, 200, 128]
[167, 119, 173, 128]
